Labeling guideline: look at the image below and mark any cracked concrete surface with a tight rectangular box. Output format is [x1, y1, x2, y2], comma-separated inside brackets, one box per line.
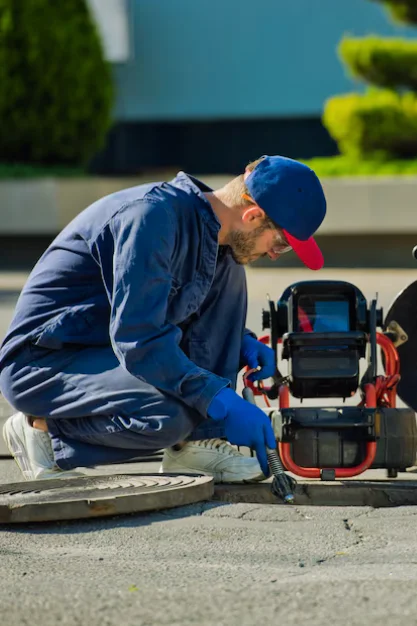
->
[2, 472, 417, 626]
[1, 269, 417, 624]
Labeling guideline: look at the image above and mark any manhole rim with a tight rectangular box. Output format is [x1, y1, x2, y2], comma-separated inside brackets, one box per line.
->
[0, 473, 214, 524]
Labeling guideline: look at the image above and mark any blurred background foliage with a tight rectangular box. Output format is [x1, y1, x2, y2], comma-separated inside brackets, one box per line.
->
[1, 0, 417, 177]
[0, 0, 114, 168]
[311, 0, 417, 173]
[371, 0, 417, 24]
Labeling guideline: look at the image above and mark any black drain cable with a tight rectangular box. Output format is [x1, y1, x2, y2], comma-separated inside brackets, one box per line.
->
[242, 376, 296, 504]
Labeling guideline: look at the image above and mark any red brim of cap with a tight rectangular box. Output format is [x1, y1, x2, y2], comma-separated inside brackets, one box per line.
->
[283, 230, 324, 271]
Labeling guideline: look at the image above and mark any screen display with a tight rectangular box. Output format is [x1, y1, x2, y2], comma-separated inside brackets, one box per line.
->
[297, 297, 350, 332]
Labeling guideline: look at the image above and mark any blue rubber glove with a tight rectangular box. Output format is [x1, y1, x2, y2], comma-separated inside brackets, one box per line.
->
[241, 335, 276, 382]
[207, 387, 276, 477]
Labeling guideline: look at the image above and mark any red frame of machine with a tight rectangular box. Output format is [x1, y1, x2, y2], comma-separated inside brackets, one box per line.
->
[245, 332, 401, 479]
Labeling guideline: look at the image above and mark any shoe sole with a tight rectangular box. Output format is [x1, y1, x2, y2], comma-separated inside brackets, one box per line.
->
[160, 464, 265, 484]
[3, 417, 33, 480]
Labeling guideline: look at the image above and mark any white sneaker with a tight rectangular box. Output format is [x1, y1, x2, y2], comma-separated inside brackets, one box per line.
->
[160, 438, 265, 483]
[3, 412, 84, 481]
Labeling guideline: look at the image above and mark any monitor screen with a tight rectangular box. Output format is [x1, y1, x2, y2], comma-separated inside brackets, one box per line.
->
[297, 298, 350, 332]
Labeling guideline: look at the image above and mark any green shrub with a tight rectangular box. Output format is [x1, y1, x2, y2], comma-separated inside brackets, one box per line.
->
[370, 0, 417, 25]
[301, 155, 417, 176]
[0, 0, 114, 165]
[323, 89, 417, 158]
[339, 36, 417, 90]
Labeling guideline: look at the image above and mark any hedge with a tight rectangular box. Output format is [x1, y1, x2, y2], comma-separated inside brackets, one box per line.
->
[370, 0, 417, 25]
[0, 0, 114, 165]
[323, 89, 417, 159]
[302, 155, 417, 176]
[339, 36, 417, 90]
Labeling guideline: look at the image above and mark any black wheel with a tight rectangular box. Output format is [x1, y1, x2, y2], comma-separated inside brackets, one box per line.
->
[384, 280, 417, 411]
[387, 468, 398, 478]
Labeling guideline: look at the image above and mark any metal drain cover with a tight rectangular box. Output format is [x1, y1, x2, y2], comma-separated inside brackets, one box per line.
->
[0, 473, 214, 524]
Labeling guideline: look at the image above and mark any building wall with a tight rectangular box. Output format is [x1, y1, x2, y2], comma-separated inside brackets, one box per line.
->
[90, 0, 416, 173]
[113, 0, 414, 120]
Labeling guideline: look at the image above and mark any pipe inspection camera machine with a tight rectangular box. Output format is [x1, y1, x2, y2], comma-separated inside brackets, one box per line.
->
[244, 248, 417, 501]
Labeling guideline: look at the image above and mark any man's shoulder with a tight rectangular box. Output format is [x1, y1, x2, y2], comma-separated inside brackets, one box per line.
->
[60, 173, 214, 244]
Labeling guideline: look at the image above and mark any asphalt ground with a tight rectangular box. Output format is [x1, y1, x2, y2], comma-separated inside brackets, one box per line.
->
[1, 266, 417, 625]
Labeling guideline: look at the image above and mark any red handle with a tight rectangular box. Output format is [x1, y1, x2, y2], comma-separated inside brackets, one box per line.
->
[278, 383, 378, 479]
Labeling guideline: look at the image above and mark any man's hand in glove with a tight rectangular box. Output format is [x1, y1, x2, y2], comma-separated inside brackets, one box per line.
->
[240, 334, 275, 382]
[207, 387, 276, 477]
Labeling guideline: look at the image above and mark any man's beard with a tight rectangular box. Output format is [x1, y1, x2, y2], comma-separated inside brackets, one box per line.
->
[227, 225, 268, 265]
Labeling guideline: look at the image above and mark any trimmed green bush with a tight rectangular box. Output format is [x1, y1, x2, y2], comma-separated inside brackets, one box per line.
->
[0, 0, 114, 165]
[323, 0, 417, 162]
[302, 155, 417, 176]
[339, 36, 417, 90]
[323, 89, 417, 158]
[371, 0, 417, 25]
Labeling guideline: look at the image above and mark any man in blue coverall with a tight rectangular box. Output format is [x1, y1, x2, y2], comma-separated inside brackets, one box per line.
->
[0, 155, 326, 483]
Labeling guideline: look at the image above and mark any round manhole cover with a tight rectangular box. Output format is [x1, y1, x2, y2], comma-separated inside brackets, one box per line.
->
[0, 473, 214, 523]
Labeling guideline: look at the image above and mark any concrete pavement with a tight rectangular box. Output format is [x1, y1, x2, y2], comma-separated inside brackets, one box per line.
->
[1, 267, 417, 625]
[2, 452, 417, 626]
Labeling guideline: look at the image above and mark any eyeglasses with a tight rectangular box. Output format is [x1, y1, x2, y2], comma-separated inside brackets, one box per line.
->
[242, 193, 292, 255]
[271, 231, 292, 255]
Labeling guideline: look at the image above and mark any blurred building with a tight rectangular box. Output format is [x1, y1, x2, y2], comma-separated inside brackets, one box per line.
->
[2, 1, 416, 269]
[77, 1, 417, 174]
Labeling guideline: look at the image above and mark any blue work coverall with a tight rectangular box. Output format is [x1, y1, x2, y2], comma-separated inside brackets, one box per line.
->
[0, 173, 251, 470]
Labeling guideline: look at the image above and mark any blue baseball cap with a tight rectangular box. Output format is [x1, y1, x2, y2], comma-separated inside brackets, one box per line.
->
[245, 155, 327, 270]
